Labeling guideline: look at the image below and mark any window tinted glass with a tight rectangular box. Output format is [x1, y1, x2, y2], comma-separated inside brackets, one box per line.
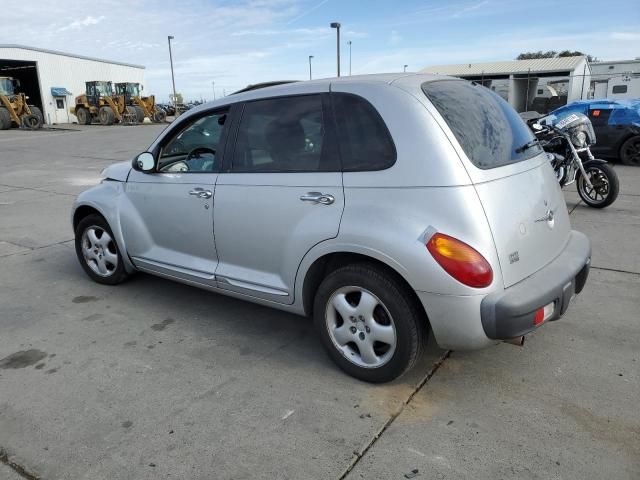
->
[612, 85, 627, 94]
[422, 80, 543, 169]
[332, 93, 396, 171]
[158, 110, 228, 173]
[233, 95, 336, 172]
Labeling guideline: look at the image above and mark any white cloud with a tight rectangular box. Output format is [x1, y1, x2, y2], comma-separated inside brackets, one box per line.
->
[610, 32, 640, 41]
[58, 15, 105, 32]
[389, 30, 402, 46]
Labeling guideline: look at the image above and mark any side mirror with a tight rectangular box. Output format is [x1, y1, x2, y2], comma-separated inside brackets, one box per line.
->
[141, 84, 144, 91]
[133, 152, 155, 172]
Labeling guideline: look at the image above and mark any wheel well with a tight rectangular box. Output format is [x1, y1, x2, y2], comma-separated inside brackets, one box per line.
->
[302, 252, 429, 326]
[73, 206, 103, 231]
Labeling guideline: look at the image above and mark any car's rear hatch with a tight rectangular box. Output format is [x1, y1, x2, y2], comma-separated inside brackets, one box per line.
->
[422, 79, 571, 288]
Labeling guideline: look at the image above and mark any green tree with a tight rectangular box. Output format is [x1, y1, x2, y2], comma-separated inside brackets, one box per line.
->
[516, 51, 598, 62]
[170, 92, 183, 104]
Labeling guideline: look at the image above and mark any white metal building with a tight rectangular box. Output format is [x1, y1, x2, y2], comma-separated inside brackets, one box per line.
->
[0, 44, 145, 124]
[421, 56, 591, 113]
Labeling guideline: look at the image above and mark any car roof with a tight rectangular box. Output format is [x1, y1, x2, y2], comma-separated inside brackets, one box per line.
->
[186, 73, 454, 114]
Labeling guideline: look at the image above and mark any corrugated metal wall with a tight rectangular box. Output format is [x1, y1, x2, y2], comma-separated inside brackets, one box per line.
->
[0, 47, 145, 124]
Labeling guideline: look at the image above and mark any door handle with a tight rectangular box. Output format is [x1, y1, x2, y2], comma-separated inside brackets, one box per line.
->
[189, 188, 212, 199]
[300, 192, 335, 205]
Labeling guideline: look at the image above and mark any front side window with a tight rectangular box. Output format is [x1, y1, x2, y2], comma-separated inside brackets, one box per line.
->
[332, 93, 396, 171]
[232, 95, 337, 172]
[422, 80, 542, 169]
[158, 110, 228, 173]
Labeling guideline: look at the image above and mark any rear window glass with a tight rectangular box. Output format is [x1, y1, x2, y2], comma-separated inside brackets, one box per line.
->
[332, 93, 396, 171]
[422, 80, 542, 169]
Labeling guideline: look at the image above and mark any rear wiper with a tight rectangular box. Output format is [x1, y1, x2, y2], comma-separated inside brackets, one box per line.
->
[515, 139, 540, 154]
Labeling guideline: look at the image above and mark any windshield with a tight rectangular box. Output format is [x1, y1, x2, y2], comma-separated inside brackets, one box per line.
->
[95, 82, 112, 97]
[422, 80, 543, 169]
[0, 78, 14, 96]
[117, 83, 139, 96]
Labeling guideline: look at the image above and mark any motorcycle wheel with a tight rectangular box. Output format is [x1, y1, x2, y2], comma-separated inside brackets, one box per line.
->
[577, 163, 619, 208]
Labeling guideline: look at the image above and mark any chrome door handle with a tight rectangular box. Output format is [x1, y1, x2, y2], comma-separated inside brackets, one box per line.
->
[189, 188, 212, 199]
[300, 192, 335, 205]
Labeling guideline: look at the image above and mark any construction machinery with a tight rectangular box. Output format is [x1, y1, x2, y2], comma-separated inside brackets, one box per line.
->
[0, 76, 43, 130]
[71, 81, 138, 125]
[114, 82, 167, 123]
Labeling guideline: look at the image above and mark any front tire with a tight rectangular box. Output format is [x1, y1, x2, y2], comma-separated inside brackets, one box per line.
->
[313, 263, 426, 383]
[577, 162, 620, 208]
[98, 106, 115, 125]
[620, 136, 640, 166]
[75, 214, 129, 285]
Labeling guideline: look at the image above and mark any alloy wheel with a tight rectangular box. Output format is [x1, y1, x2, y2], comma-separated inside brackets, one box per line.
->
[81, 226, 118, 277]
[578, 166, 610, 205]
[325, 286, 397, 368]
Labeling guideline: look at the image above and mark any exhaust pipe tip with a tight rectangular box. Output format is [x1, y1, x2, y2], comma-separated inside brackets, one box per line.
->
[504, 336, 525, 347]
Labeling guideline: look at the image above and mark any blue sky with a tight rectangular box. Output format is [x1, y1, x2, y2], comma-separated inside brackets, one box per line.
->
[3, 0, 639, 101]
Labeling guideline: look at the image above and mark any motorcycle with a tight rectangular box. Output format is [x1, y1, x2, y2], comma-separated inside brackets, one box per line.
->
[521, 111, 620, 208]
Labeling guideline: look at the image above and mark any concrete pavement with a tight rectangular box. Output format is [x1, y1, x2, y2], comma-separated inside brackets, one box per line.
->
[0, 125, 638, 479]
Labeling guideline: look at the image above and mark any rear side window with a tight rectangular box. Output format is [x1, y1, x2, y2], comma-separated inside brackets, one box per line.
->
[422, 80, 542, 169]
[332, 93, 396, 171]
[612, 85, 627, 94]
[232, 94, 338, 172]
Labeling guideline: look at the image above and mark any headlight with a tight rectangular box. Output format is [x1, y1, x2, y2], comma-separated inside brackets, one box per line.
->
[572, 130, 587, 147]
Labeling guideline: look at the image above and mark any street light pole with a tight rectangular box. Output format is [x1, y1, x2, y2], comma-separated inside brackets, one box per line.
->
[168, 35, 177, 113]
[330, 22, 341, 77]
[308, 55, 314, 80]
[403, 64, 408, 73]
[348, 40, 352, 76]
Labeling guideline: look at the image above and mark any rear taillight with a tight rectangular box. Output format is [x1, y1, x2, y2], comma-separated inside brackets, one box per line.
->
[426, 233, 493, 288]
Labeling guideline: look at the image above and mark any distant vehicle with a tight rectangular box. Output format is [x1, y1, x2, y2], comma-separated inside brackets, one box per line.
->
[593, 75, 640, 100]
[0, 76, 43, 129]
[549, 99, 640, 165]
[72, 75, 591, 382]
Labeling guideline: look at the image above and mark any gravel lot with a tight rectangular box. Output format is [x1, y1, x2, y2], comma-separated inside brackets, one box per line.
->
[1, 124, 638, 480]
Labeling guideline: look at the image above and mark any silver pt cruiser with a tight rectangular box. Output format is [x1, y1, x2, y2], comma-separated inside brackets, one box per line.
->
[72, 74, 591, 382]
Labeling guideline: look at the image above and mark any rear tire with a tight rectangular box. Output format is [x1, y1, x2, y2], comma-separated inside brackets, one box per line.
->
[29, 106, 43, 127]
[133, 106, 145, 123]
[125, 106, 140, 123]
[620, 136, 640, 166]
[313, 263, 426, 383]
[152, 109, 167, 123]
[0, 107, 11, 129]
[75, 214, 129, 285]
[577, 162, 619, 208]
[98, 106, 115, 125]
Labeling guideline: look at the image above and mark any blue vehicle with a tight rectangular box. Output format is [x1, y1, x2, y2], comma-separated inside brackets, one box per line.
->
[550, 99, 640, 166]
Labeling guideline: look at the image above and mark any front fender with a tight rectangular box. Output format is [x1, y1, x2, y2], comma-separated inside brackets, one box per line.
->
[582, 158, 609, 167]
[72, 181, 136, 273]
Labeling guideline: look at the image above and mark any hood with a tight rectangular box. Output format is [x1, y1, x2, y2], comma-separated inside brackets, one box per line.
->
[100, 161, 131, 182]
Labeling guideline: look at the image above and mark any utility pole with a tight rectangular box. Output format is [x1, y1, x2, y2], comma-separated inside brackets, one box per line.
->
[348, 41, 352, 76]
[168, 35, 177, 113]
[212, 81, 215, 100]
[330, 22, 341, 77]
[403, 64, 408, 73]
[308, 55, 314, 80]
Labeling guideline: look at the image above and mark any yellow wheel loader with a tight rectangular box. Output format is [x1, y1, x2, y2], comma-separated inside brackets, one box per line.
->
[115, 82, 167, 123]
[70, 81, 138, 125]
[0, 77, 43, 130]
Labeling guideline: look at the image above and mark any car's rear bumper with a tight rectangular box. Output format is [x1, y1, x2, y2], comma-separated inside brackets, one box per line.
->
[480, 230, 591, 340]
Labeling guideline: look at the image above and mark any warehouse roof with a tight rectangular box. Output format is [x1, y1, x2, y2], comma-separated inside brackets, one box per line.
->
[0, 44, 145, 69]
[421, 56, 587, 76]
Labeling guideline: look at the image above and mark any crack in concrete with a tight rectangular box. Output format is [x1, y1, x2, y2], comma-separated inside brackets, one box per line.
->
[0, 447, 41, 480]
[0, 183, 76, 198]
[0, 238, 74, 259]
[337, 350, 451, 480]
[590, 265, 640, 276]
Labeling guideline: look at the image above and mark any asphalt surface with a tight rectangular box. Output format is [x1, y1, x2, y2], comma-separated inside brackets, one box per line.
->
[0, 124, 638, 480]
